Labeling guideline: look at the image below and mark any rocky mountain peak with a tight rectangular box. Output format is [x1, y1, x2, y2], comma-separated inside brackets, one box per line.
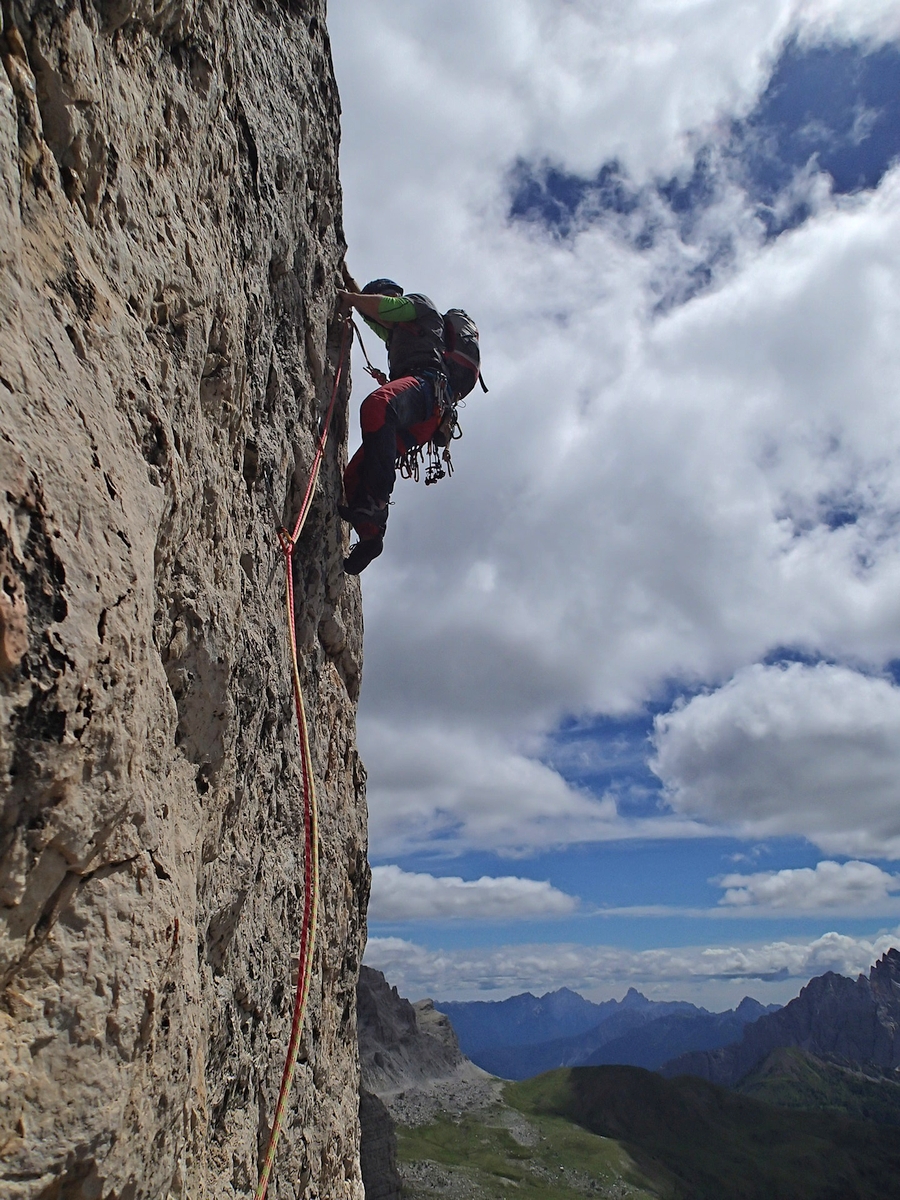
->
[622, 986, 650, 1007]
[870, 947, 900, 990]
[735, 995, 772, 1019]
[358, 966, 472, 1094]
[663, 952, 900, 1087]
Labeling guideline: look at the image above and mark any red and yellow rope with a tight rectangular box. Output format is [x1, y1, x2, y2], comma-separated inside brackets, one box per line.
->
[255, 316, 352, 1200]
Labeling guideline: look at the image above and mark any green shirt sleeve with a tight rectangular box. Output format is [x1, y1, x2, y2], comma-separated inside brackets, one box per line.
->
[376, 295, 418, 323]
[362, 314, 390, 344]
[361, 295, 418, 344]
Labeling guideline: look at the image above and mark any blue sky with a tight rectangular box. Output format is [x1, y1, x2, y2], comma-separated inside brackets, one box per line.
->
[328, 1, 900, 1009]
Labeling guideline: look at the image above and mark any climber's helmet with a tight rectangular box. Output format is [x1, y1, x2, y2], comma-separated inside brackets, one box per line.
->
[362, 278, 403, 297]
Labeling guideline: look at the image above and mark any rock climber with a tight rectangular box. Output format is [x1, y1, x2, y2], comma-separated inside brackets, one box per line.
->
[337, 279, 449, 575]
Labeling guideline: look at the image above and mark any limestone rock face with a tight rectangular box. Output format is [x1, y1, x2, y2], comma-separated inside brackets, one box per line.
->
[0, 2, 368, 1197]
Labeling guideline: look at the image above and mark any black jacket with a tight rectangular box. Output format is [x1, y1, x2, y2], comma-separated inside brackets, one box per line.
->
[384, 293, 446, 380]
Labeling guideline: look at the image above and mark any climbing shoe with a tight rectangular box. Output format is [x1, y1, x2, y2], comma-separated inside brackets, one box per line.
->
[344, 535, 384, 575]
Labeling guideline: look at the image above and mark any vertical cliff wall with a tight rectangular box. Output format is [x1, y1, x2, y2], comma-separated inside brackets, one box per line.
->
[0, 2, 368, 1197]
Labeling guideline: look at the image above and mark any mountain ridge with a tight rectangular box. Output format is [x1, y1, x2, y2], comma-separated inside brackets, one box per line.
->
[663, 947, 900, 1086]
[438, 985, 777, 1079]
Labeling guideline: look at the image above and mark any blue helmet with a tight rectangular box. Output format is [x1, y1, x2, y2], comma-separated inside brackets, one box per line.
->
[362, 278, 403, 297]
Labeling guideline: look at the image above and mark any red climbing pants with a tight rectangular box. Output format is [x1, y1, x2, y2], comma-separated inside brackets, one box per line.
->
[342, 375, 442, 538]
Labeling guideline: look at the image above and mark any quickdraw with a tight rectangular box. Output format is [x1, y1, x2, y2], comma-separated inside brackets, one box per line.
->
[397, 426, 459, 487]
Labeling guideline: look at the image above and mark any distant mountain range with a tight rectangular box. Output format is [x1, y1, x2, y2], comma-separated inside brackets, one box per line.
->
[662, 946, 900, 1086]
[437, 985, 778, 1078]
[367, 953, 900, 1199]
[436, 985, 631, 1050]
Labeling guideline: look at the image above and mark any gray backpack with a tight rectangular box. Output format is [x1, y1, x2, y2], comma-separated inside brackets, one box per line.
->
[443, 309, 488, 401]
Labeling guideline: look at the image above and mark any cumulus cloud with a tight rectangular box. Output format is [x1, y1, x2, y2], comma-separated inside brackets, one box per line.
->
[362, 716, 714, 857]
[363, 928, 900, 1006]
[331, 0, 899, 209]
[717, 859, 900, 909]
[330, 2, 900, 862]
[653, 663, 900, 858]
[369, 865, 578, 921]
[797, 0, 900, 44]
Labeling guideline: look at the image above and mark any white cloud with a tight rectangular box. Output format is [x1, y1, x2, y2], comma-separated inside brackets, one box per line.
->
[653, 663, 900, 858]
[330, 3, 900, 862]
[717, 859, 900, 910]
[331, 0, 898, 206]
[361, 715, 722, 857]
[797, 0, 900, 44]
[363, 928, 900, 1007]
[361, 717, 617, 857]
[369, 865, 578, 921]
[352, 172, 900, 855]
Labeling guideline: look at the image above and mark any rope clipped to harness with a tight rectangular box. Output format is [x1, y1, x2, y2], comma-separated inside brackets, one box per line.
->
[256, 316, 352, 1200]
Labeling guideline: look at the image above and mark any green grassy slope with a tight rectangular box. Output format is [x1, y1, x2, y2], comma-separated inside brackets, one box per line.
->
[736, 1046, 900, 1126]
[395, 1097, 660, 1199]
[506, 1066, 900, 1200]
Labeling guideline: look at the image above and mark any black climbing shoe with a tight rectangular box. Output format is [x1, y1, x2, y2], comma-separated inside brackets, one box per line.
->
[344, 536, 384, 575]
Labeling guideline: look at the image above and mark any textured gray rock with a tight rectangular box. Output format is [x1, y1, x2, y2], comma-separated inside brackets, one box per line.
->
[0, 2, 368, 1197]
[357, 967, 474, 1096]
[664, 949, 900, 1087]
[357, 967, 495, 1129]
[358, 1090, 401, 1200]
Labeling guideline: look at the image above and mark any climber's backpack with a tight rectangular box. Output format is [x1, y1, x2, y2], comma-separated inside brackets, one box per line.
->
[398, 308, 488, 485]
[442, 309, 488, 401]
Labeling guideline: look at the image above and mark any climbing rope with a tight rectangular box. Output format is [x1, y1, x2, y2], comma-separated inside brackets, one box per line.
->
[255, 315, 352, 1200]
[350, 317, 388, 386]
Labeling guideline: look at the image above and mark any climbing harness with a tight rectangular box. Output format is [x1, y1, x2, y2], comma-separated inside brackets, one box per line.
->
[353, 318, 465, 490]
[255, 316, 352, 1200]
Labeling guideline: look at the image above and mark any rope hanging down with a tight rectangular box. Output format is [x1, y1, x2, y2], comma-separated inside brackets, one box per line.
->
[255, 316, 352, 1200]
[350, 316, 388, 386]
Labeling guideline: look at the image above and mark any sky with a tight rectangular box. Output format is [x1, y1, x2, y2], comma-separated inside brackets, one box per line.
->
[326, 0, 900, 1011]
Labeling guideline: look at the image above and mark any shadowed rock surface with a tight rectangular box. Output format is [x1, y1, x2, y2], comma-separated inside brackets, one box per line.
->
[358, 1089, 401, 1200]
[0, 2, 368, 1196]
[664, 948, 900, 1087]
